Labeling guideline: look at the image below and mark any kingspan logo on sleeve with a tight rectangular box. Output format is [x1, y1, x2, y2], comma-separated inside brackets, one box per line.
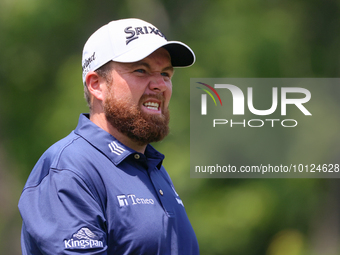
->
[64, 227, 104, 250]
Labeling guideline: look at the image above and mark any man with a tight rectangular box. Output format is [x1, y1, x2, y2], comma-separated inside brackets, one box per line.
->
[18, 18, 199, 254]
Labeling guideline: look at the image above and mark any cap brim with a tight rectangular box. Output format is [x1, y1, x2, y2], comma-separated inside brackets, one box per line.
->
[112, 41, 195, 67]
[163, 41, 195, 67]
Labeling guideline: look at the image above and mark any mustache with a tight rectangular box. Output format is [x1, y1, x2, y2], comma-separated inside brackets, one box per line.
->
[139, 93, 165, 102]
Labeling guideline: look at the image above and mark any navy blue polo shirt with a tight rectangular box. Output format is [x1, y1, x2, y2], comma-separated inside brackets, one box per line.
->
[18, 114, 199, 255]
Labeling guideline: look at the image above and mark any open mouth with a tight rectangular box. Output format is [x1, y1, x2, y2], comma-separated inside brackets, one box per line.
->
[143, 101, 160, 111]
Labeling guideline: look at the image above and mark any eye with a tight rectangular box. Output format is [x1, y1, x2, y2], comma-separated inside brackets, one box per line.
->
[161, 72, 172, 79]
[134, 69, 146, 74]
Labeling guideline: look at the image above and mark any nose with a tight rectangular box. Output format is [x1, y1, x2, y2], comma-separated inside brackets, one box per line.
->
[148, 73, 169, 93]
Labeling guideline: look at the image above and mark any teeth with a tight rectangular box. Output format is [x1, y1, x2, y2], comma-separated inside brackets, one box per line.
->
[144, 102, 159, 110]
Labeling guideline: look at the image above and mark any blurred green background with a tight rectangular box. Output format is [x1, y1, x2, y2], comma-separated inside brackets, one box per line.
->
[1, 0, 340, 254]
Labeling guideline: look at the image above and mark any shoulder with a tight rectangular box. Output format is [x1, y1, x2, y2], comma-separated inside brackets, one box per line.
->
[19, 130, 108, 212]
[22, 131, 95, 190]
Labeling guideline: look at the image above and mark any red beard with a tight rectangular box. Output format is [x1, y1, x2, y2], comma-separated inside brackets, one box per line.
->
[104, 93, 170, 146]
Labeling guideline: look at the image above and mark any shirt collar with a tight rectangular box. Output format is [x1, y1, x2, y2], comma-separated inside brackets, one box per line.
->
[74, 114, 164, 167]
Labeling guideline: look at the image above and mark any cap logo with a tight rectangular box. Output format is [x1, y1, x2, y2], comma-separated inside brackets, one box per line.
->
[82, 52, 96, 72]
[124, 26, 166, 45]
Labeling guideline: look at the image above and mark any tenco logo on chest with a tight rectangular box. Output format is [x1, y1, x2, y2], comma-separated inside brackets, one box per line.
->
[124, 26, 166, 45]
[197, 82, 312, 128]
[117, 194, 155, 207]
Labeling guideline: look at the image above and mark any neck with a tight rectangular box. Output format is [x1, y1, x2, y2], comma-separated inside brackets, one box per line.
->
[89, 112, 147, 154]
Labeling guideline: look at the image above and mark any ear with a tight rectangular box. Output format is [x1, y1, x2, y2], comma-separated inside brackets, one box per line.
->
[85, 71, 106, 101]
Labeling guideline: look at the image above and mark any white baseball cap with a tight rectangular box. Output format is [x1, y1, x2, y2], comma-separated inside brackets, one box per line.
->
[82, 18, 195, 83]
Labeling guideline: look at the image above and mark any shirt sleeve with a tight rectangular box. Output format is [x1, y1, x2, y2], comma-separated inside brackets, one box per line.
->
[19, 168, 108, 255]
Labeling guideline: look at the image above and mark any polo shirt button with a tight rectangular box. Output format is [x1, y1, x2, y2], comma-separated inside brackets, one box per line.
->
[159, 190, 164, 196]
[134, 154, 140, 159]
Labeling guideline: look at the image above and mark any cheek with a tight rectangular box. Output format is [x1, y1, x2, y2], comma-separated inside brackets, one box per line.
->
[123, 78, 148, 102]
[164, 84, 172, 107]
[108, 81, 137, 104]
[167, 81, 173, 96]
[167, 87, 172, 100]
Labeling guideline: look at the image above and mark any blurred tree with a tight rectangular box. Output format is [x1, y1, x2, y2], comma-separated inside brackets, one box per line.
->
[1, 0, 340, 254]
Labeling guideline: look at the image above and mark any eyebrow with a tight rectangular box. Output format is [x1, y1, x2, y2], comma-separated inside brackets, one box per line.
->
[129, 61, 174, 72]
